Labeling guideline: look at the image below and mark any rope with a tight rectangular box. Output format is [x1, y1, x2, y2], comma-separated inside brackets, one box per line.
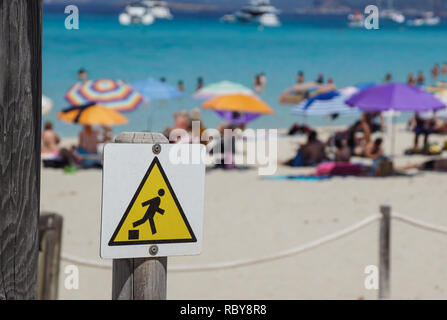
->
[61, 214, 381, 272]
[392, 213, 447, 235]
[59, 213, 447, 272]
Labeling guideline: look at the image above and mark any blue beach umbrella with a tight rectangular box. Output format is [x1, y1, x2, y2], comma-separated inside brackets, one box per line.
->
[292, 91, 359, 117]
[132, 78, 183, 101]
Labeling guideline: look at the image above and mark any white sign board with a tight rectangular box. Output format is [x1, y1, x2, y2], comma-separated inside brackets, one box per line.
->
[100, 143, 205, 259]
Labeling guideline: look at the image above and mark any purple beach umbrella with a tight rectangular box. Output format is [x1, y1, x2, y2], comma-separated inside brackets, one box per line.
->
[345, 83, 445, 112]
[214, 110, 261, 125]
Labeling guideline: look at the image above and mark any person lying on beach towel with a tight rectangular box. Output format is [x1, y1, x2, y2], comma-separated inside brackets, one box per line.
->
[398, 158, 447, 172]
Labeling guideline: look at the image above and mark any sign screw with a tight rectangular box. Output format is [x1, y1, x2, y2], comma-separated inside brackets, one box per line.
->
[149, 245, 158, 256]
[152, 144, 161, 155]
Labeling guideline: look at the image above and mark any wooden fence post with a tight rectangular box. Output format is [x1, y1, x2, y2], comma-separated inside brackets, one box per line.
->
[111, 132, 168, 300]
[38, 213, 63, 300]
[379, 205, 391, 300]
[0, 0, 42, 299]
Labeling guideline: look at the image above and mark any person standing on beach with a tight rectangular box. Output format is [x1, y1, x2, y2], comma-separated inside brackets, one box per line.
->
[442, 63, 447, 75]
[407, 73, 416, 86]
[416, 72, 425, 86]
[297, 71, 304, 84]
[77, 68, 88, 81]
[384, 73, 392, 83]
[177, 80, 185, 92]
[196, 77, 204, 91]
[431, 64, 440, 83]
[316, 74, 324, 84]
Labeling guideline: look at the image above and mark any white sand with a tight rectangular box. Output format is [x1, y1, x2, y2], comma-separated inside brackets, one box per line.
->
[40, 125, 447, 300]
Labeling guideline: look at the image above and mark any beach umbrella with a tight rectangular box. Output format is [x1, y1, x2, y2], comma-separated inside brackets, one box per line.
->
[132, 78, 183, 101]
[194, 81, 254, 100]
[345, 83, 445, 112]
[203, 94, 274, 124]
[42, 95, 53, 115]
[58, 103, 128, 126]
[203, 94, 274, 114]
[292, 93, 358, 117]
[346, 83, 446, 156]
[65, 79, 143, 112]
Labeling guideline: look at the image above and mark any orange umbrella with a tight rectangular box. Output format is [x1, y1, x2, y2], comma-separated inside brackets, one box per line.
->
[58, 103, 128, 126]
[202, 94, 274, 114]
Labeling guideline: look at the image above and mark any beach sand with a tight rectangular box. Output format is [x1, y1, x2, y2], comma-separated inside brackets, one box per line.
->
[40, 125, 447, 300]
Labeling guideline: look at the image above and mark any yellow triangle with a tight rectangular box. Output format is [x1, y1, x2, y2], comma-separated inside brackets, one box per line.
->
[109, 157, 196, 246]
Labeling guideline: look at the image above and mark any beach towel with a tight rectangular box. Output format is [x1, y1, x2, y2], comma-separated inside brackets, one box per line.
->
[316, 162, 363, 176]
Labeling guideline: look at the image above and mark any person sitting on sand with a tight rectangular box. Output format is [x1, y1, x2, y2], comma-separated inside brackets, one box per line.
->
[334, 137, 351, 162]
[360, 112, 384, 144]
[41, 121, 78, 167]
[364, 137, 384, 160]
[163, 110, 191, 142]
[79, 125, 99, 154]
[42, 121, 61, 158]
[285, 130, 327, 167]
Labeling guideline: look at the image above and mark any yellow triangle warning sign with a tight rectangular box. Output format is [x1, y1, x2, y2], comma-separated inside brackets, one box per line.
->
[108, 157, 196, 246]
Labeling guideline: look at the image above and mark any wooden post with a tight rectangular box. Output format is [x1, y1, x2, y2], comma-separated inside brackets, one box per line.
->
[379, 205, 391, 300]
[38, 213, 63, 300]
[112, 132, 168, 300]
[0, 1, 42, 300]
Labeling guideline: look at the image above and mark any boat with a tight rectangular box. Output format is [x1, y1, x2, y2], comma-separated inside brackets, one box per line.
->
[143, 0, 173, 20]
[347, 11, 364, 28]
[408, 12, 440, 27]
[380, 9, 405, 24]
[119, 2, 155, 26]
[223, 0, 281, 27]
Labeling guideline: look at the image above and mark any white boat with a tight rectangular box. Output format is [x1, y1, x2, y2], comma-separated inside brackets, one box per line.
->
[119, 2, 155, 25]
[224, 0, 281, 27]
[380, 9, 405, 24]
[408, 12, 440, 27]
[143, 0, 173, 20]
[347, 11, 364, 28]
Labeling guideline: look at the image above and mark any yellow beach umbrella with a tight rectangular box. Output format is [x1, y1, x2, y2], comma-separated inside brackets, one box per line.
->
[202, 94, 274, 114]
[58, 103, 128, 126]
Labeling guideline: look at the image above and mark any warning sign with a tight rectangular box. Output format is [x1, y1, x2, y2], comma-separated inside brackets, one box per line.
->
[108, 157, 196, 246]
[100, 143, 205, 259]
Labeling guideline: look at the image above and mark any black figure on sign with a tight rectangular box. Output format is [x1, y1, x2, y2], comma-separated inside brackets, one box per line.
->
[133, 189, 165, 235]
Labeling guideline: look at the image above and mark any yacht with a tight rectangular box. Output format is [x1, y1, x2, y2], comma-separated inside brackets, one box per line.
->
[408, 12, 440, 27]
[119, 2, 155, 25]
[225, 0, 281, 27]
[380, 9, 405, 24]
[143, 1, 173, 20]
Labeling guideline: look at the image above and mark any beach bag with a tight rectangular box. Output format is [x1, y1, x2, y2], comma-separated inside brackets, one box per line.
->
[316, 162, 363, 176]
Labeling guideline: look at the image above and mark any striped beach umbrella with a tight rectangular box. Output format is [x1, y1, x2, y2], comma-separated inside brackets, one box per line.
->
[292, 92, 358, 117]
[65, 79, 143, 112]
[194, 81, 254, 100]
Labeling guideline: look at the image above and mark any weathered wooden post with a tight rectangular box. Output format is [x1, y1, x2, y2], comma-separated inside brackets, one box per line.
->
[111, 132, 168, 300]
[379, 205, 391, 300]
[38, 213, 63, 300]
[0, 0, 42, 299]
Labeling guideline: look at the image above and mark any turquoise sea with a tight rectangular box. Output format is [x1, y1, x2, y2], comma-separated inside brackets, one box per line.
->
[43, 12, 447, 137]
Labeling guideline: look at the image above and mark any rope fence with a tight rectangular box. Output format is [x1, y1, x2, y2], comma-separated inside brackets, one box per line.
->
[60, 210, 447, 272]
